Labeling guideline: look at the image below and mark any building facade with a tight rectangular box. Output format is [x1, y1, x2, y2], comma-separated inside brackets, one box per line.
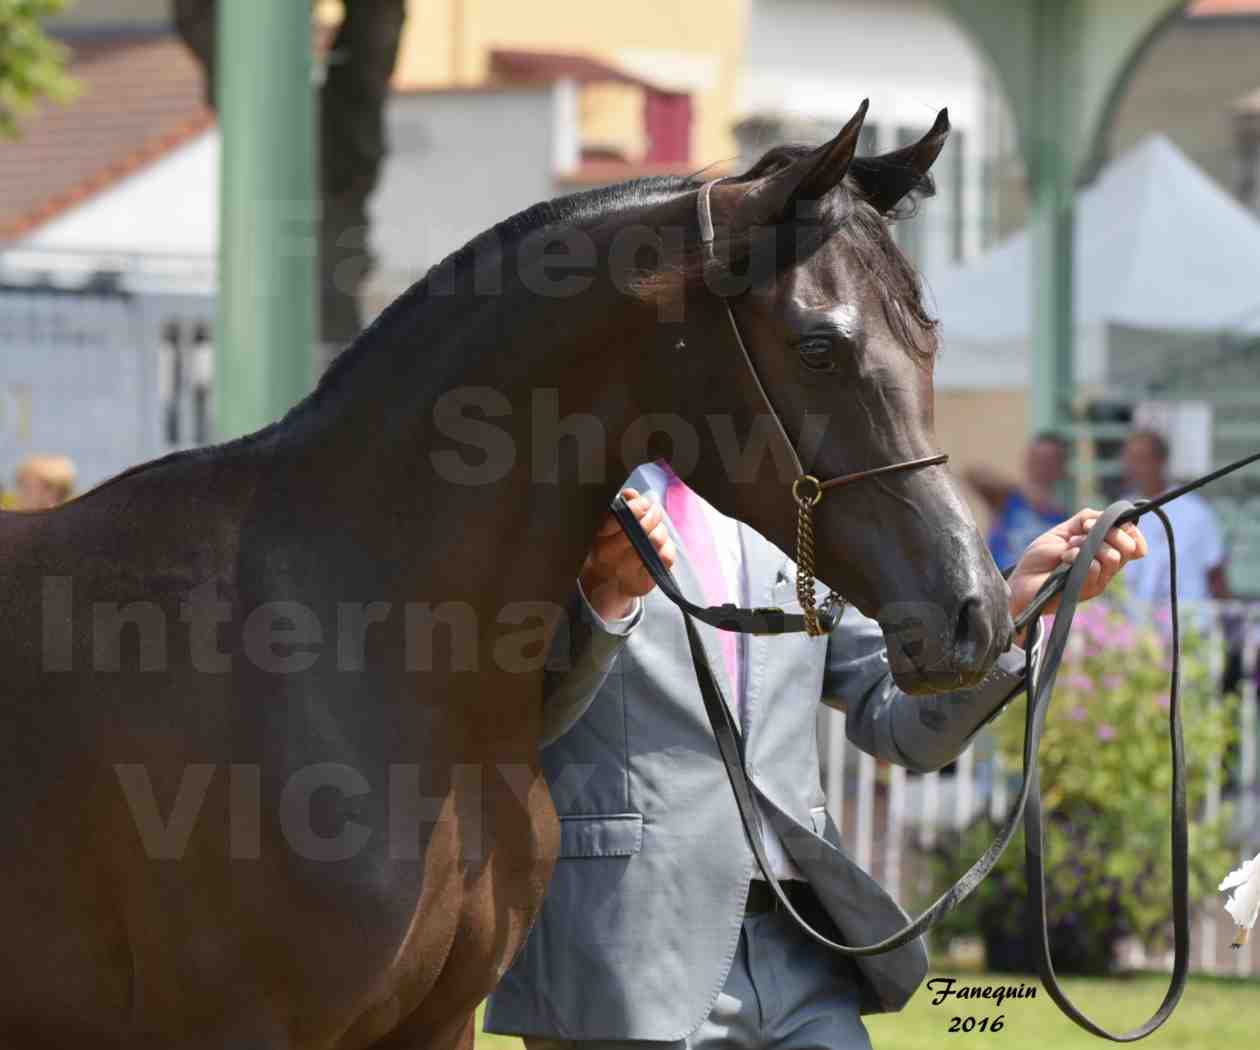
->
[736, 0, 1019, 283]
[1108, 1, 1260, 206]
[391, 0, 747, 169]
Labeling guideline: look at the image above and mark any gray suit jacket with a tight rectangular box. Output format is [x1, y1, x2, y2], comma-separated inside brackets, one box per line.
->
[485, 463, 1028, 1043]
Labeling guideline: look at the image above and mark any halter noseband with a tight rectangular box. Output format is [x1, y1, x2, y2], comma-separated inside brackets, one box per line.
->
[695, 177, 948, 634]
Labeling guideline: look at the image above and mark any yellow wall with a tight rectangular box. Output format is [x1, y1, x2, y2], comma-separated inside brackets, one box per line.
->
[934, 388, 1030, 534]
[393, 0, 747, 167]
[580, 82, 647, 160]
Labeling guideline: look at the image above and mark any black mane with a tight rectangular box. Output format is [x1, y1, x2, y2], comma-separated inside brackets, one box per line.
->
[305, 175, 701, 407]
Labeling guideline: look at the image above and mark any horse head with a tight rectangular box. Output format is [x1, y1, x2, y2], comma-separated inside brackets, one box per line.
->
[643, 102, 1012, 693]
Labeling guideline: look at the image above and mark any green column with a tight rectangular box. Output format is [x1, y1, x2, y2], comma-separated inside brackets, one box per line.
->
[215, 0, 317, 441]
[1028, 0, 1077, 438]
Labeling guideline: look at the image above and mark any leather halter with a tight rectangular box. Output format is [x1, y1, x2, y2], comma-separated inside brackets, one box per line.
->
[694, 177, 948, 493]
[695, 177, 948, 633]
[610, 178, 1260, 1041]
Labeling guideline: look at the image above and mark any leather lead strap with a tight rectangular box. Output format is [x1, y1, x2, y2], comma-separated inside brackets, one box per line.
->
[679, 585, 1044, 957]
[1020, 503, 1188, 1040]
[610, 494, 841, 636]
[619, 494, 1190, 1041]
[614, 492, 1057, 959]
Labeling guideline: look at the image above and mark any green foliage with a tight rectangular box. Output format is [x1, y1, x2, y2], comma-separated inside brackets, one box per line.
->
[479, 975, 1260, 1049]
[0, 0, 79, 138]
[927, 598, 1237, 972]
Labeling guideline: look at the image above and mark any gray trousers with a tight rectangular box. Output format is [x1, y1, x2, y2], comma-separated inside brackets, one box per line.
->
[523, 908, 872, 1050]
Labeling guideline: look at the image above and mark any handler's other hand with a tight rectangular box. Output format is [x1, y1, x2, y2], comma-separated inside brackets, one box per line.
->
[579, 488, 677, 623]
[1007, 508, 1148, 641]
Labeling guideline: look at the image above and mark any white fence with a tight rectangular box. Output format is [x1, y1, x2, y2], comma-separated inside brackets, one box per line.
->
[817, 599, 1260, 976]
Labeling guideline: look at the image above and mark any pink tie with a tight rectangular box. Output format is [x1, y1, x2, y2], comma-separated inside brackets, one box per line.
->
[661, 466, 741, 709]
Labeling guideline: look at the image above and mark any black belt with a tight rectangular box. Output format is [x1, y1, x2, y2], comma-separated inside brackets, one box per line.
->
[746, 878, 815, 916]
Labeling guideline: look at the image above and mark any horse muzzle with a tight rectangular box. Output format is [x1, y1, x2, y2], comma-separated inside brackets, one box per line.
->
[878, 580, 1014, 695]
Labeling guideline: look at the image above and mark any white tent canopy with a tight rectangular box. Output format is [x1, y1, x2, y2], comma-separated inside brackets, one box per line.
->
[930, 135, 1260, 389]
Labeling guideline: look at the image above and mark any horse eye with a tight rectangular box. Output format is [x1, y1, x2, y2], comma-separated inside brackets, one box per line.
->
[797, 338, 837, 373]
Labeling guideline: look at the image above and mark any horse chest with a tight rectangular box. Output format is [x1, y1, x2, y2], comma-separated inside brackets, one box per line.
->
[331, 771, 559, 1048]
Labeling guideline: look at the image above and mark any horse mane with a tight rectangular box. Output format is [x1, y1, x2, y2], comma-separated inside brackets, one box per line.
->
[303, 175, 699, 409]
[306, 142, 939, 410]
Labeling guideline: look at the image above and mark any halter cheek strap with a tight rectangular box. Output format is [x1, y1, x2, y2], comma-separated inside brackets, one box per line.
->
[695, 177, 947, 634]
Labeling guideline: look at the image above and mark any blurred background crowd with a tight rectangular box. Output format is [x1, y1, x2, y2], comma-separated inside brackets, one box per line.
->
[2, 0, 1259, 1016]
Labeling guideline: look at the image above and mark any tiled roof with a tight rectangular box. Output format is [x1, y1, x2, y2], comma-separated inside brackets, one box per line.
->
[1190, 0, 1260, 16]
[489, 48, 664, 91]
[0, 31, 212, 240]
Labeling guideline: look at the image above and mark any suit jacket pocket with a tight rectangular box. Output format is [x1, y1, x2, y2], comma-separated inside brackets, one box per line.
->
[772, 569, 836, 613]
[558, 812, 644, 858]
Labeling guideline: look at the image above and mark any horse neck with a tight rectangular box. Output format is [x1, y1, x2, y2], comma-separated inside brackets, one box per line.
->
[277, 200, 691, 607]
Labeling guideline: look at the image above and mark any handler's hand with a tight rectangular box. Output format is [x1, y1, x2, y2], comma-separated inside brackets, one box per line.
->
[1007, 508, 1148, 641]
[579, 488, 677, 623]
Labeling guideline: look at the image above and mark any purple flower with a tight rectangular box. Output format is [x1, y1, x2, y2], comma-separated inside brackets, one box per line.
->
[1155, 694, 1171, 712]
[1070, 705, 1088, 722]
[1103, 674, 1124, 691]
[1097, 724, 1117, 742]
[1082, 618, 1111, 647]
[1077, 603, 1108, 632]
[1067, 672, 1095, 693]
[1073, 602, 1141, 653]
[1100, 621, 1138, 651]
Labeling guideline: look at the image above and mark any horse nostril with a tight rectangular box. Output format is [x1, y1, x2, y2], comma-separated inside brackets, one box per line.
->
[953, 594, 991, 665]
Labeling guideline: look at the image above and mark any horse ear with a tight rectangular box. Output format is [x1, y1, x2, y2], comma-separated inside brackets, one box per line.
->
[741, 99, 870, 226]
[854, 108, 950, 214]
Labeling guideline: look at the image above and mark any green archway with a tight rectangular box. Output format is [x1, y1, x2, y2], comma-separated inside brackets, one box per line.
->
[938, 1, 1188, 447]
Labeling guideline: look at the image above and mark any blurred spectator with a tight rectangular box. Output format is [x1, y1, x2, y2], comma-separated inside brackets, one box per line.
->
[13, 455, 77, 510]
[966, 432, 1070, 570]
[1122, 431, 1248, 795]
[1120, 429, 1228, 608]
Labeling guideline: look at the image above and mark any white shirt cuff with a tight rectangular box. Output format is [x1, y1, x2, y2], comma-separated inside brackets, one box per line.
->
[576, 578, 643, 636]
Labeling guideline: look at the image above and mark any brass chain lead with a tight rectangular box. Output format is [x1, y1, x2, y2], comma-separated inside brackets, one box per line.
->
[793, 477, 846, 637]
[795, 497, 822, 636]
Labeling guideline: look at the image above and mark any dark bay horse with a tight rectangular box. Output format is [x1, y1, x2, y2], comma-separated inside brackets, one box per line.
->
[0, 103, 1010, 1048]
